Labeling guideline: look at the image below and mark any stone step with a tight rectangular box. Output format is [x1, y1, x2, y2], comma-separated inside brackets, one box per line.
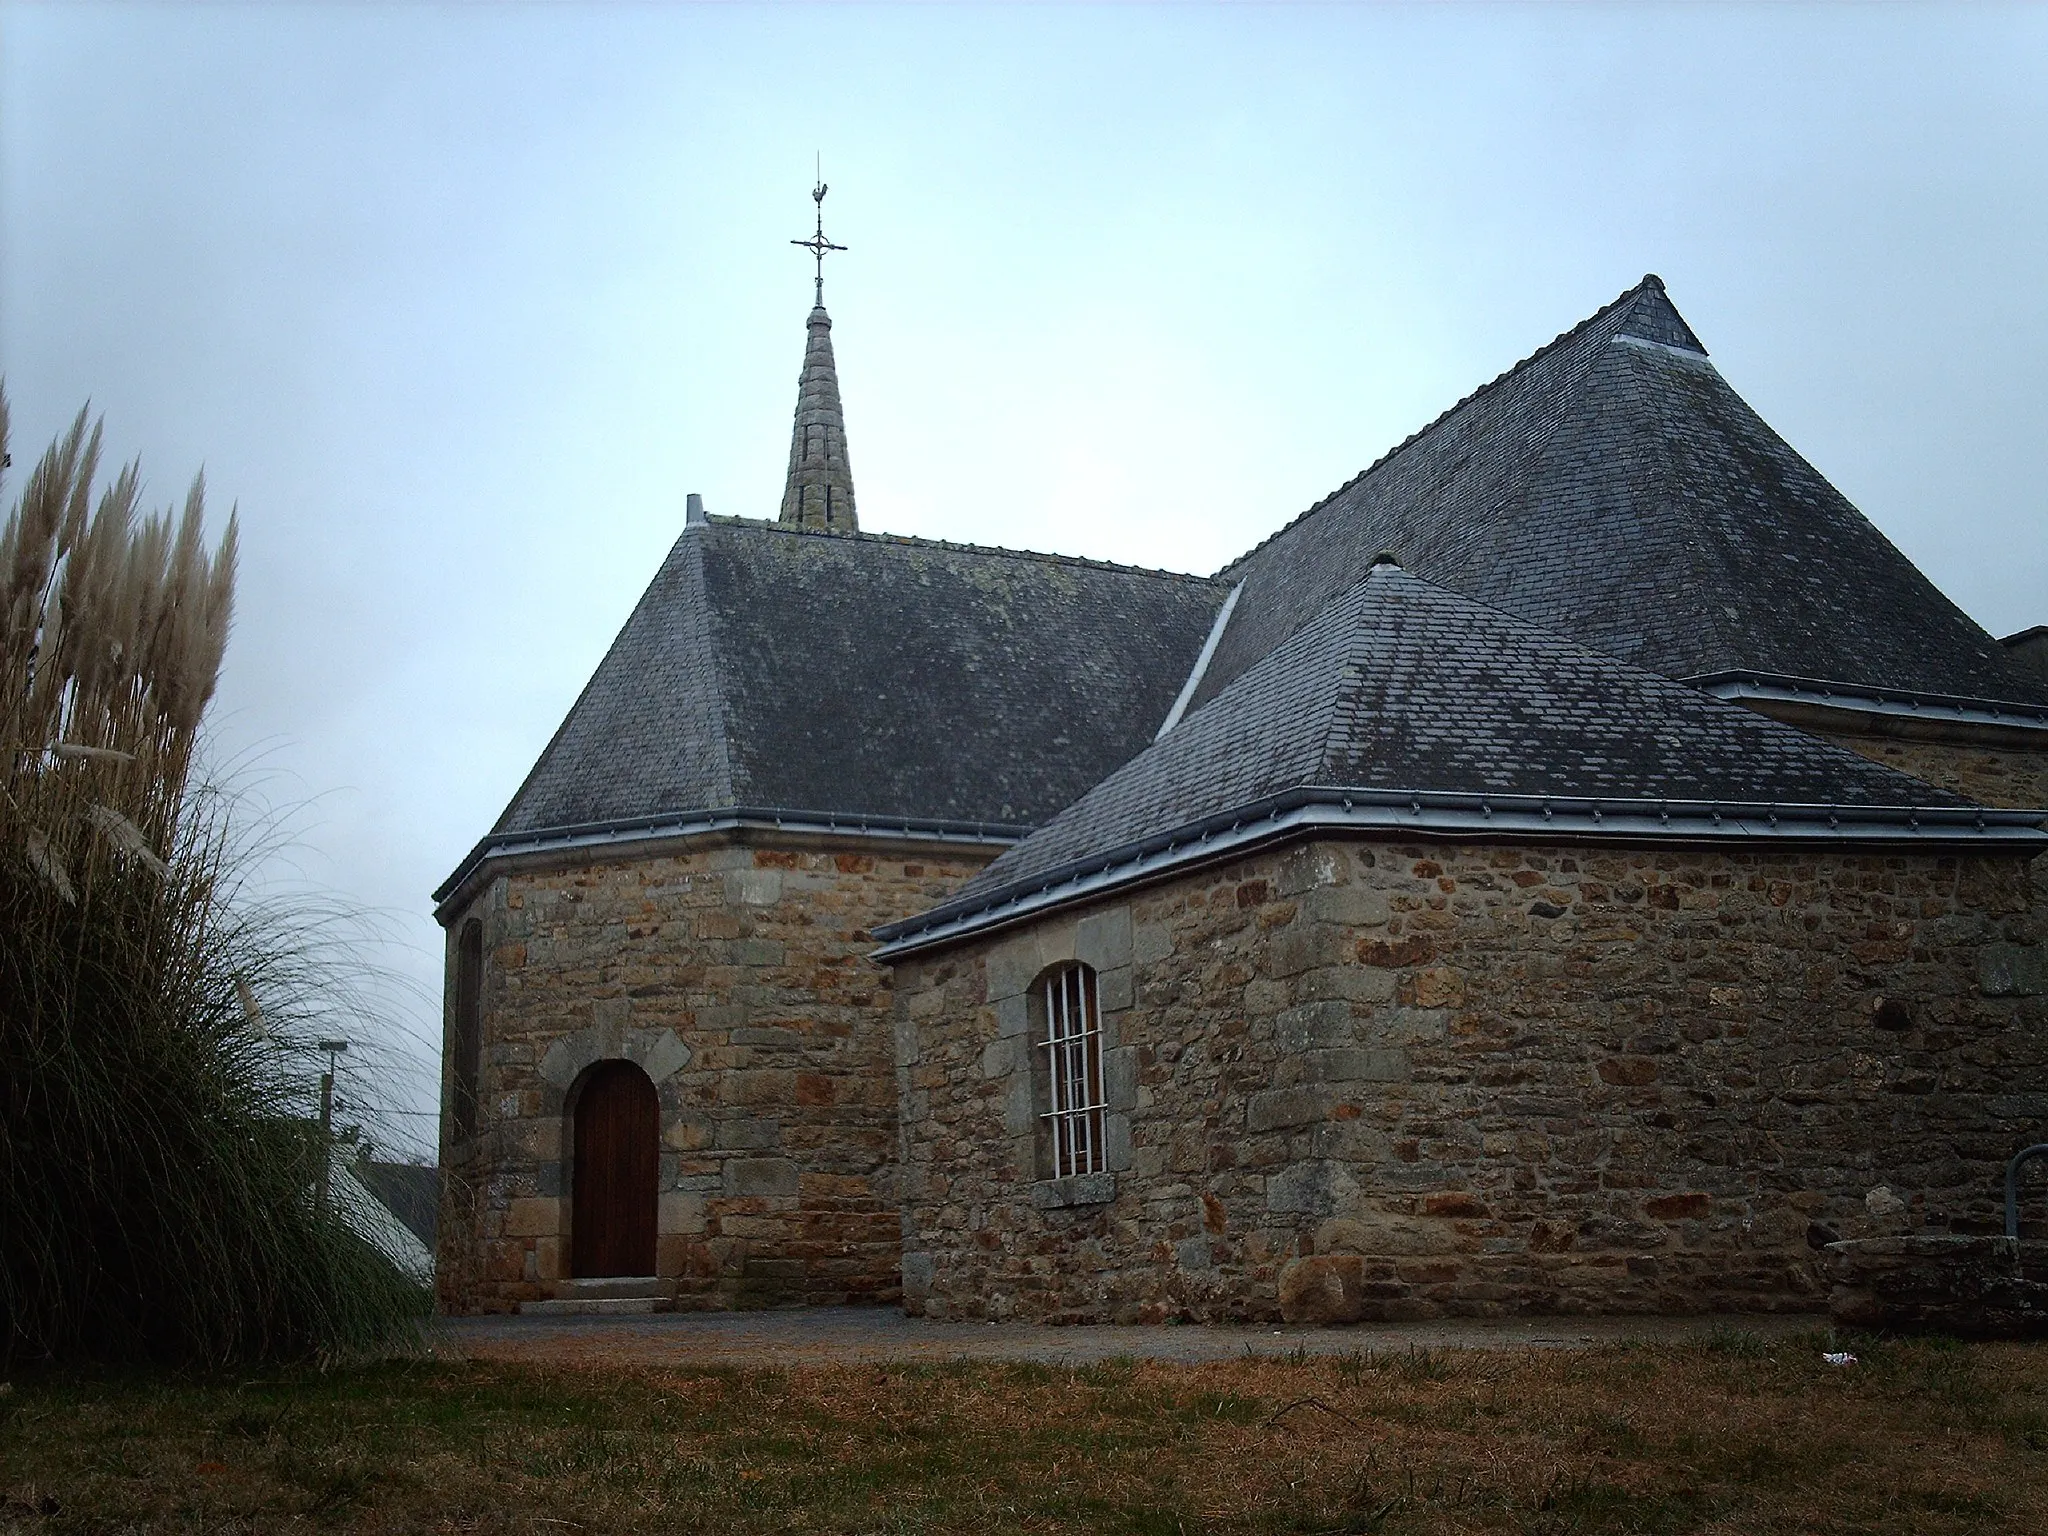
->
[549, 1275, 670, 1300]
[519, 1296, 662, 1317]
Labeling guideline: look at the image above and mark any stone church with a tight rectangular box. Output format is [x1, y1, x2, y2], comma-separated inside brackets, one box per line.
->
[434, 265, 2048, 1322]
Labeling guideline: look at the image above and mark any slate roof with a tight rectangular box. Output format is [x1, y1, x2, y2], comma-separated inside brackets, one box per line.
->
[945, 561, 1978, 903]
[488, 518, 1228, 837]
[1192, 277, 2048, 714]
[456, 275, 2043, 921]
[356, 1161, 438, 1251]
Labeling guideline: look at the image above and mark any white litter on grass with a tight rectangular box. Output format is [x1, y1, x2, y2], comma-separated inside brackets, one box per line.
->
[1822, 1351, 1858, 1367]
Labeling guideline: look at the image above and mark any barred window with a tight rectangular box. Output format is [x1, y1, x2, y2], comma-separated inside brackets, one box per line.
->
[1039, 963, 1106, 1178]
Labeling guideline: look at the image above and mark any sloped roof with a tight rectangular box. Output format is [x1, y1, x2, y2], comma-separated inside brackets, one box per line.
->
[356, 1161, 438, 1250]
[937, 561, 1981, 906]
[1192, 277, 2048, 713]
[488, 518, 1228, 838]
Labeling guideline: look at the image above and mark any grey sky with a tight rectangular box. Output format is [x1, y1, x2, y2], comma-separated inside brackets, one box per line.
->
[5, 2, 2044, 1152]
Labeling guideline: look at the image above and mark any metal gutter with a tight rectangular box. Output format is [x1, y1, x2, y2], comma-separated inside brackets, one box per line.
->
[433, 805, 1029, 923]
[870, 785, 2047, 962]
[1689, 671, 2048, 741]
[1155, 582, 1243, 741]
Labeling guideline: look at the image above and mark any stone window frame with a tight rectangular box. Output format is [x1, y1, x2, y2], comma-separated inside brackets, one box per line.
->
[984, 905, 1138, 1210]
[518, 1014, 696, 1281]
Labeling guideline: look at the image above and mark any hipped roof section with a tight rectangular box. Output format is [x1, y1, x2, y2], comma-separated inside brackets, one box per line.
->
[484, 518, 1229, 841]
[876, 562, 2022, 950]
[1193, 277, 2048, 714]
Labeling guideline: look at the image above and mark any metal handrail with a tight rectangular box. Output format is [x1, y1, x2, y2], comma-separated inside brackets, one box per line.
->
[2004, 1144, 2048, 1239]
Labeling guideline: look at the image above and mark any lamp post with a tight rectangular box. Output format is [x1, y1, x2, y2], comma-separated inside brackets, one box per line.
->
[316, 1039, 349, 1210]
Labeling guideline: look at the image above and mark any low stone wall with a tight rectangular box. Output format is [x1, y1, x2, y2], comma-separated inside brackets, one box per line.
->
[1827, 1236, 2048, 1337]
[438, 835, 989, 1314]
[892, 837, 2048, 1324]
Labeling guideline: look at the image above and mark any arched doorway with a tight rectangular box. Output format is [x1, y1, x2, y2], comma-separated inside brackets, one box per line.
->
[571, 1060, 658, 1277]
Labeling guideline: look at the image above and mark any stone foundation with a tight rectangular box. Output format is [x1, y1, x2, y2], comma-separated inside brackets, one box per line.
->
[891, 837, 2048, 1324]
[437, 834, 990, 1314]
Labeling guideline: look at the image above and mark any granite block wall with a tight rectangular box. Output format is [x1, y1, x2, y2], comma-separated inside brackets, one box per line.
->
[1820, 733, 2048, 812]
[436, 836, 989, 1314]
[891, 837, 2048, 1325]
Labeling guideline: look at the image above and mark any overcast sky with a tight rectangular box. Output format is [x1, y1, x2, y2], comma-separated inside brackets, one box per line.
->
[5, 2, 2044, 1153]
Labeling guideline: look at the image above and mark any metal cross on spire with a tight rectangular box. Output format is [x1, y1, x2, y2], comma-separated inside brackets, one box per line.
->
[790, 160, 846, 306]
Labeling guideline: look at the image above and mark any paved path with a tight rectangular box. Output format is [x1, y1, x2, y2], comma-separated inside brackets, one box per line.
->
[434, 1306, 1819, 1368]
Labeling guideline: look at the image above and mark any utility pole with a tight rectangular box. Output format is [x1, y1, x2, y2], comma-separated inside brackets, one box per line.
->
[316, 1039, 349, 1211]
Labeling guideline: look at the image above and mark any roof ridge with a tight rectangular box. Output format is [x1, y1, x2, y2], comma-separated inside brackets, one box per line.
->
[700, 513, 1226, 585]
[485, 529, 738, 838]
[1313, 574, 1392, 779]
[1602, 336, 1755, 677]
[1214, 275, 1666, 581]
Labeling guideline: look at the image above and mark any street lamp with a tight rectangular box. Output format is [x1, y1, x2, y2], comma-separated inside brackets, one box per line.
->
[316, 1039, 349, 1210]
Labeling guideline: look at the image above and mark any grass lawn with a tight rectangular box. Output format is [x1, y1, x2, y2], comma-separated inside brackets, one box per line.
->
[3, 1329, 2044, 1533]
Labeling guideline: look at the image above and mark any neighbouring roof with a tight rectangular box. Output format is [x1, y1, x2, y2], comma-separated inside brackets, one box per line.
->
[1191, 277, 2048, 714]
[482, 518, 1228, 843]
[356, 1160, 439, 1251]
[875, 562, 2035, 952]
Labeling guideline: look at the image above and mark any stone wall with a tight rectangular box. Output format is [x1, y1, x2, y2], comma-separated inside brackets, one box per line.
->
[1820, 731, 2048, 812]
[892, 837, 2048, 1324]
[437, 835, 990, 1314]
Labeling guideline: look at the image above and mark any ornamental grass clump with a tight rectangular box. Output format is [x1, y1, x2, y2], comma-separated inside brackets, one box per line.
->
[0, 390, 424, 1364]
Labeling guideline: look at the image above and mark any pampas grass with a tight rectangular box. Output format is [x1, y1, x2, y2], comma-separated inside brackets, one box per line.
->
[1, 388, 425, 1364]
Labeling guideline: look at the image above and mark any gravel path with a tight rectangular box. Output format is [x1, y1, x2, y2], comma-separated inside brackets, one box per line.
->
[433, 1306, 1820, 1368]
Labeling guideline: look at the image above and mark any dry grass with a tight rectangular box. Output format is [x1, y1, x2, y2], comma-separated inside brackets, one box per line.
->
[4, 1330, 2045, 1533]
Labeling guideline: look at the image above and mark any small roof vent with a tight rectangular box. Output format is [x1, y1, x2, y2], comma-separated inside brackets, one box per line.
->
[1370, 549, 1402, 568]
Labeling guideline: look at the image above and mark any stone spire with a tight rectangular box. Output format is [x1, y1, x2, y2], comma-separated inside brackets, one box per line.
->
[778, 303, 856, 530]
[780, 175, 856, 531]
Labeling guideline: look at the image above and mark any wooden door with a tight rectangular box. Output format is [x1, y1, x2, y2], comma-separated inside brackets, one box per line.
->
[571, 1061, 659, 1277]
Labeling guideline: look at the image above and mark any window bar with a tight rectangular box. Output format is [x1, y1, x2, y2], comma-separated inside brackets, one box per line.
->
[1078, 968, 1092, 1174]
[1045, 971, 1065, 1178]
[1064, 974, 1081, 1179]
[1067, 970, 1080, 1176]
[1049, 972, 1064, 1177]
[1082, 967, 1101, 1173]
[1072, 967, 1091, 1175]
[1066, 971, 1081, 1176]
[1086, 968, 1101, 1172]
[1070, 968, 1087, 1178]
[1053, 970, 1064, 1178]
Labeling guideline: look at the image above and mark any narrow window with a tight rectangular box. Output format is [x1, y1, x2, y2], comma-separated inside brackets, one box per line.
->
[1039, 964, 1105, 1178]
[452, 920, 484, 1144]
